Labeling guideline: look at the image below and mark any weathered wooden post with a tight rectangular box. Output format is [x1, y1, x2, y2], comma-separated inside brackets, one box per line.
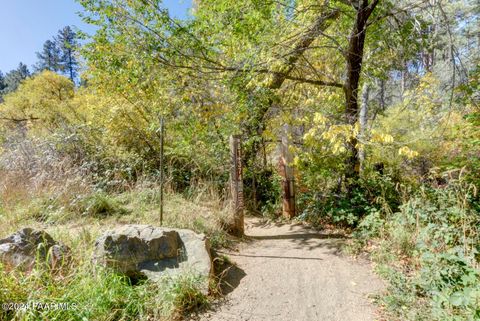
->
[229, 135, 244, 236]
[280, 125, 296, 218]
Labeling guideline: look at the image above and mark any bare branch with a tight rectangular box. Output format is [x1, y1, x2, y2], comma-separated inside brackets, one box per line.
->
[0, 117, 39, 122]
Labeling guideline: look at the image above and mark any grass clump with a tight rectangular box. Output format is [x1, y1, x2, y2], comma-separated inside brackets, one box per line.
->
[77, 191, 128, 217]
[159, 273, 210, 318]
[0, 162, 231, 320]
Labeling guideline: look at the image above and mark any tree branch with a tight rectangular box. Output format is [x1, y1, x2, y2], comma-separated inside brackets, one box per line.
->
[0, 117, 39, 122]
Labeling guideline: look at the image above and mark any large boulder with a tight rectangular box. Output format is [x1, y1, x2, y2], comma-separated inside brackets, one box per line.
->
[93, 225, 212, 290]
[0, 228, 70, 270]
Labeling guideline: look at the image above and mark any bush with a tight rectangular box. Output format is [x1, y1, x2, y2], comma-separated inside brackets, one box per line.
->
[298, 174, 400, 227]
[358, 180, 480, 320]
[243, 167, 281, 215]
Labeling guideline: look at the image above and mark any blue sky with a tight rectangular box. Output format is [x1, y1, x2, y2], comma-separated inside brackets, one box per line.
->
[0, 0, 191, 73]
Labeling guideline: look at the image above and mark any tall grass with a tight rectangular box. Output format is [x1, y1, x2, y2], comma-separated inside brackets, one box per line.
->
[0, 139, 232, 320]
[1, 260, 209, 320]
[0, 183, 227, 320]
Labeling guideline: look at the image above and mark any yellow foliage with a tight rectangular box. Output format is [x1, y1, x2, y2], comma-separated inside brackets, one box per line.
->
[398, 146, 419, 159]
[313, 112, 327, 124]
[303, 112, 358, 155]
[0, 71, 76, 133]
[371, 73, 461, 170]
[370, 130, 394, 143]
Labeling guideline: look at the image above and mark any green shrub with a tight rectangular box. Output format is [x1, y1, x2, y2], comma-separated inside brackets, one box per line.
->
[298, 174, 399, 227]
[360, 180, 480, 320]
[297, 189, 367, 227]
[22, 197, 61, 222]
[76, 191, 128, 217]
[243, 167, 281, 215]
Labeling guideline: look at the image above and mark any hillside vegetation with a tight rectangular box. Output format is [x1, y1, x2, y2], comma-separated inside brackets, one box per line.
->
[0, 0, 479, 320]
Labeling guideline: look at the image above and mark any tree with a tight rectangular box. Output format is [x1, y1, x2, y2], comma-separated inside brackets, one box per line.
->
[0, 71, 5, 90]
[0, 71, 75, 128]
[1, 63, 30, 95]
[35, 39, 61, 72]
[76, 0, 397, 196]
[342, 0, 379, 186]
[56, 26, 79, 82]
[0, 71, 6, 101]
[77, 0, 477, 207]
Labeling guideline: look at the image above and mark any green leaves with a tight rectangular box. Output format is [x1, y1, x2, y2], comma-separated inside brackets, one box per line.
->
[364, 182, 480, 320]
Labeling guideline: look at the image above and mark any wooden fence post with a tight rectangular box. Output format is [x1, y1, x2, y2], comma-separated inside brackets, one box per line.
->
[229, 135, 244, 236]
[280, 125, 296, 218]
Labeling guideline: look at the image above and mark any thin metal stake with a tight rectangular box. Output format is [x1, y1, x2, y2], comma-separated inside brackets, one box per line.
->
[159, 116, 165, 225]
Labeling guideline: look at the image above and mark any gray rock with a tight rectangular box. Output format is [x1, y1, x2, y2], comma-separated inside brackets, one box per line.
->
[93, 225, 180, 276]
[93, 225, 212, 292]
[0, 228, 70, 270]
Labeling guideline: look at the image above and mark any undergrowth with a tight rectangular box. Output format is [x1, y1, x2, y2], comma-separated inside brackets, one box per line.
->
[0, 168, 231, 320]
[0, 260, 209, 321]
[351, 179, 480, 320]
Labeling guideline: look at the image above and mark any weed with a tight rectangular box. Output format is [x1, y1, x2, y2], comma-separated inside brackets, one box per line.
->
[160, 273, 210, 318]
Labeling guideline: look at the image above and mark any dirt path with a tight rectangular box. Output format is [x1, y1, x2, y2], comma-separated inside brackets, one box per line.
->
[198, 217, 384, 321]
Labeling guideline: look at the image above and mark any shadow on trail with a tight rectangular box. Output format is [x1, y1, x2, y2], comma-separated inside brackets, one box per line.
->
[244, 232, 347, 254]
[219, 263, 246, 295]
[247, 218, 300, 229]
[212, 251, 247, 296]
[218, 251, 324, 261]
[250, 233, 347, 240]
[242, 217, 349, 255]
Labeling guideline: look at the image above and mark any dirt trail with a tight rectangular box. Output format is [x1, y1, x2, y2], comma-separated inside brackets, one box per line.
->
[198, 217, 384, 321]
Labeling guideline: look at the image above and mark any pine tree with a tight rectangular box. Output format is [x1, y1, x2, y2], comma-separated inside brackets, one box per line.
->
[0, 71, 6, 101]
[0, 71, 6, 92]
[1, 63, 30, 95]
[35, 40, 61, 72]
[56, 26, 79, 82]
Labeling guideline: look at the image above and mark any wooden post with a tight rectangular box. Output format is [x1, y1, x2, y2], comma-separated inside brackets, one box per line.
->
[159, 116, 165, 225]
[280, 125, 296, 218]
[229, 135, 244, 236]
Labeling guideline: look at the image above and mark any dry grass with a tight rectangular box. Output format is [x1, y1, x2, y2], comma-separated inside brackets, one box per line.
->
[0, 149, 234, 320]
[0, 177, 233, 247]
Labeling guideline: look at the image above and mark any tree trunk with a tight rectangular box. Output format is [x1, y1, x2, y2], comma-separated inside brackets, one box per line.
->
[280, 124, 296, 218]
[343, 0, 379, 189]
[378, 78, 386, 111]
[358, 82, 370, 171]
[401, 67, 406, 101]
